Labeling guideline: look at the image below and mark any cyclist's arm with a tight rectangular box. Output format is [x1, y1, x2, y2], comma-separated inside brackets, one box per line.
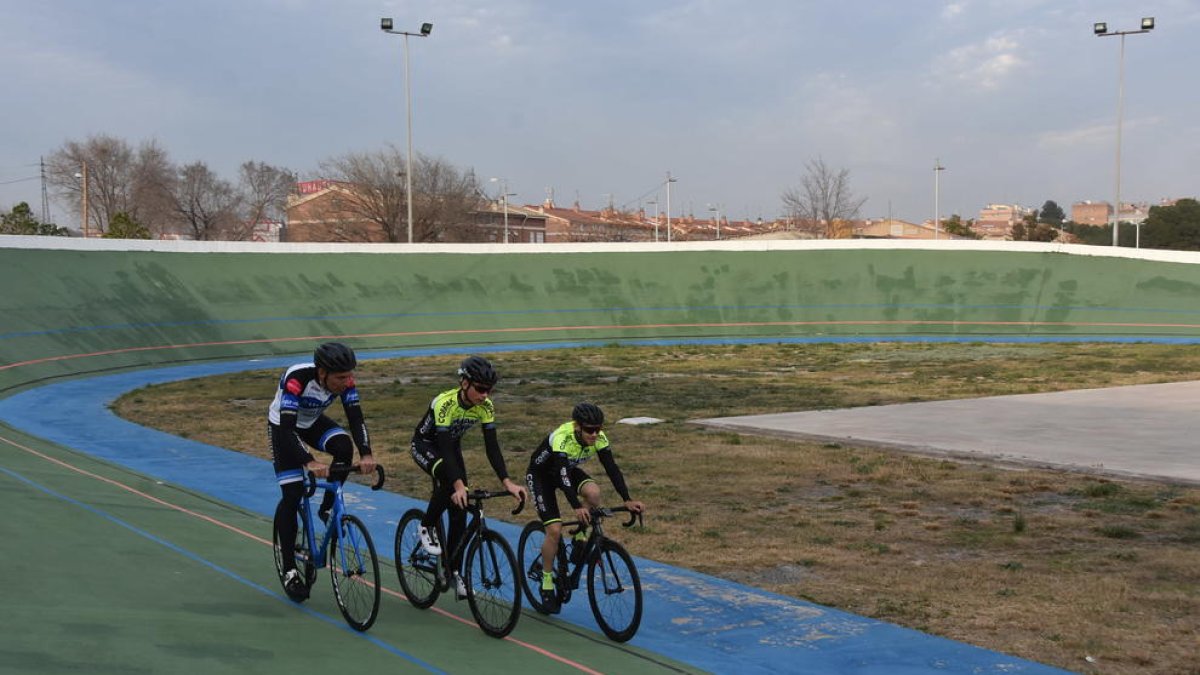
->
[597, 447, 632, 503]
[340, 387, 373, 458]
[482, 425, 509, 482]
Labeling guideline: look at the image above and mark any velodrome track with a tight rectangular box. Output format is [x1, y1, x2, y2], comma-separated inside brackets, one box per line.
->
[7, 236, 1200, 673]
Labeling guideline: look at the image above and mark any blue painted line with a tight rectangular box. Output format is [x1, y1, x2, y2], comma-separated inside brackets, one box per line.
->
[0, 465, 444, 674]
[0, 340, 1077, 674]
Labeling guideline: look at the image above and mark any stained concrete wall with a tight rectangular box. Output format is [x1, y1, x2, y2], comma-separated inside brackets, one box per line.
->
[4, 236, 1200, 395]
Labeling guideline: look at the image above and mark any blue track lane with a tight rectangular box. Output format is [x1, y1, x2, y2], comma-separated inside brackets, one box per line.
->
[0, 342, 1074, 675]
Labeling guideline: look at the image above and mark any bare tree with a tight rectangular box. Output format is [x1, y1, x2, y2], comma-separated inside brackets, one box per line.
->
[230, 161, 296, 241]
[412, 154, 485, 242]
[317, 147, 408, 242]
[46, 134, 175, 235]
[318, 146, 483, 242]
[171, 161, 242, 240]
[781, 157, 867, 239]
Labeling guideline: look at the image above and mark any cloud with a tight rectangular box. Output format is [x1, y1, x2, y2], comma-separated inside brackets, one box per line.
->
[934, 32, 1028, 91]
[1038, 116, 1164, 149]
[942, 1, 968, 20]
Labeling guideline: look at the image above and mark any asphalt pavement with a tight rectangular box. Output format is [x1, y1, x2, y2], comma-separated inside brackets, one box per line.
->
[695, 381, 1200, 485]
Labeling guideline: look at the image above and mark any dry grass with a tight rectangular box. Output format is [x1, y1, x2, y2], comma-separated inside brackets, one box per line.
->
[111, 342, 1200, 674]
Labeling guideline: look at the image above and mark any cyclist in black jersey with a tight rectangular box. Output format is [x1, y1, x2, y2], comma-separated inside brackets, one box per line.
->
[409, 355, 526, 598]
[524, 402, 644, 613]
[269, 342, 376, 598]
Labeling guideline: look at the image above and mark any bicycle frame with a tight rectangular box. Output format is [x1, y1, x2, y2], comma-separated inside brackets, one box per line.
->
[437, 491, 524, 585]
[298, 465, 385, 572]
[560, 507, 641, 590]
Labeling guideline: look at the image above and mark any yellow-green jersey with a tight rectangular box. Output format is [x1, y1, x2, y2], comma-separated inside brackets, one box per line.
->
[410, 387, 508, 487]
[527, 421, 630, 509]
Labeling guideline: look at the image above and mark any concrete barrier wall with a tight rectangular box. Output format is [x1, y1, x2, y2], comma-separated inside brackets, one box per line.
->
[5, 236, 1200, 395]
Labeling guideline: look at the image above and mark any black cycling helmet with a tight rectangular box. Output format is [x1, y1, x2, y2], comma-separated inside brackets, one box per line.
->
[457, 355, 498, 386]
[572, 402, 605, 427]
[314, 342, 357, 372]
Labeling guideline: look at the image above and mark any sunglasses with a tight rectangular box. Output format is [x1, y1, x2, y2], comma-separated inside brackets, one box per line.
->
[580, 425, 603, 434]
[470, 382, 493, 394]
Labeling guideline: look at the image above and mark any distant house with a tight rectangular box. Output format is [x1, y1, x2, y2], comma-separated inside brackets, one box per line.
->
[1071, 201, 1112, 226]
[285, 180, 388, 242]
[976, 204, 1032, 240]
[853, 218, 949, 239]
[285, 180, 550, 243]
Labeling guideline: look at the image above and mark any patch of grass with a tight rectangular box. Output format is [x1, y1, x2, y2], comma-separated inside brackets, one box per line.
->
[1095, 524, 1142, 539]
[109, 342, 1200, 675]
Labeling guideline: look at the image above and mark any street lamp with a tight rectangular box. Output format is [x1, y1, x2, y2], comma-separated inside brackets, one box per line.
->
[933, 159, 945, 240]
[665, 172, 677, 243]
[708, 204, 722, 240]
[73, 161, 89, 238]
[381, 18, 432, 243]
[646, 198, 659, 241]
[1094, 16, 1155, 246]
[489, 177, 516, 243]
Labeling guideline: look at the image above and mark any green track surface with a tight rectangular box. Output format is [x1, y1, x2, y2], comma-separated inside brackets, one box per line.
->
[0, 428, 700, 674]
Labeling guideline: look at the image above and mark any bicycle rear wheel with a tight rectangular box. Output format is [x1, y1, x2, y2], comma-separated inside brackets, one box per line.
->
[464, 529, 521, 638]
[395, 508, 441, 609]
[517, 520, 571, 613]
[329, 514, 381, 631]
[587, 539, 642, 642]
[273, 510, 316, 602]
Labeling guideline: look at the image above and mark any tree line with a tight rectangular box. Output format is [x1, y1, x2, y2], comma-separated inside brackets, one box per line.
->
[4, 133, 482, 242]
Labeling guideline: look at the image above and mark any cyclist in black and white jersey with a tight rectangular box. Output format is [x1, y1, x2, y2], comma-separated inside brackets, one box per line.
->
[524, 402, 644, 613]
[269, 342, 376, 598]
[410, 355, 526, 598]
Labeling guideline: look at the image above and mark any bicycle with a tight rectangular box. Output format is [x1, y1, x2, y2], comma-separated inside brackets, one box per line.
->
[517, 506, 644, 642]
[394, 489, 525, 638]
[272, 463, 386, 632]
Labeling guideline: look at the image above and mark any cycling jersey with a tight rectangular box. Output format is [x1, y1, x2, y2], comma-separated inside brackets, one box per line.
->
[267, 363, 371, 469]
[527, 421, 630, 510]
[411, 387, 508, 486]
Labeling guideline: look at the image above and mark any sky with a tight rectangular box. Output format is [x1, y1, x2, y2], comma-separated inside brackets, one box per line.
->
[3, 0, 1199, 228]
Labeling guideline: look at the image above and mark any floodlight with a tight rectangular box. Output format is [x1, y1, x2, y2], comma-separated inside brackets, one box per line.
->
[1093, 22, 1107, 35]
[420, 23, 433, 36]
[381, 17, 393, 31]
[1141, 17, 1155, 30]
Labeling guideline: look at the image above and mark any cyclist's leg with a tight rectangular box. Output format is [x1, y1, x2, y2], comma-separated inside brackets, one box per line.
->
[573, 468, 600, 546]
[411, 441, 447, 553]
[312, 417, 353, 515]
[270, 422, 308, 572]
[274, 480, 305, 571]
[528, 471, 563, 576]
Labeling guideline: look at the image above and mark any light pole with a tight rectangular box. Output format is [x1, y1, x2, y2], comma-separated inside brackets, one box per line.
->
[665, 172, 677, 243]
[74, 161, 89, 238]
[381, 18, 432, 243]
[933, 158, 945, 240]
[708, 204, 722, 240]
[1094, 17, 1155, 247]
[489, 177, 516, 243]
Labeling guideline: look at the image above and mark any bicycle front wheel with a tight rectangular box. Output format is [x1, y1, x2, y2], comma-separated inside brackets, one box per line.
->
[587, 539, 642, 642]
[273, 510, 316, 602]
[464, 530, 521, 638]
[329, 514, 381, 632]
[395, 509, 441, 609]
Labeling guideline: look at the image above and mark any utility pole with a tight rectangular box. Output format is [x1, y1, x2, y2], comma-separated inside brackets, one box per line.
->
[665, 172, 677, 243]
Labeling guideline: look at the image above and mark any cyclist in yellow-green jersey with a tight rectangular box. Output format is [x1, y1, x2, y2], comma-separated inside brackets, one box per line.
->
[524, 402, 644, 613]
[410, 355, 526, 598]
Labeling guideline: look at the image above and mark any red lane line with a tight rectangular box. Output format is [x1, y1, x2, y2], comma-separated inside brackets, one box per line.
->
[5, 318, 1200, 372]
[1, 434, 605, 675]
